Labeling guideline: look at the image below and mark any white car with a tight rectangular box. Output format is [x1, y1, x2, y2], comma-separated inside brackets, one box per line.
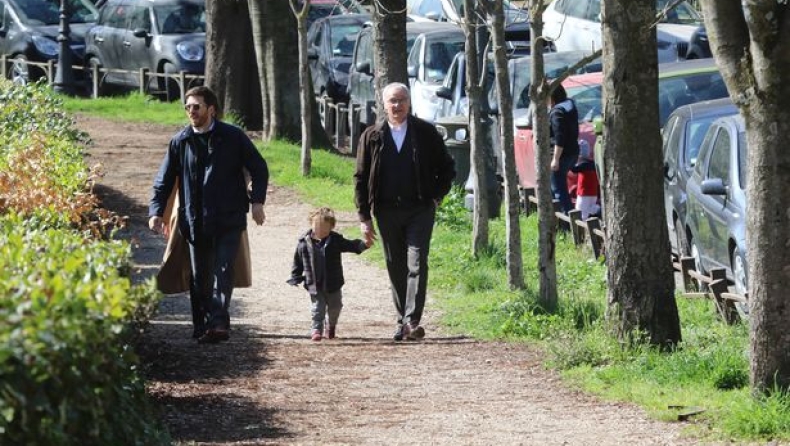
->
[542, 0, 703, 63]
[407, 25, 465, 123]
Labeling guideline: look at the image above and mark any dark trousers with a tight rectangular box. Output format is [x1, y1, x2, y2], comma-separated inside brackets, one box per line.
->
[375, 204, 435, 327]
[188, 228, 242, 332]
[551, 156, 576, 213]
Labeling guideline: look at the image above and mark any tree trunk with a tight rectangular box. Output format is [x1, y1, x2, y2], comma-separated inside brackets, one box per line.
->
[371, 0, 407, 119]
[462, 0, 490, 256]
[489, 0, 523, 290]
[204, 0, 261, 129]
[698, 0, 790, 392]
[528, 0, 558, 312]
[291, 0, 312, 175]
[601, 0, 681, 348]
[248, 0, 331, 146]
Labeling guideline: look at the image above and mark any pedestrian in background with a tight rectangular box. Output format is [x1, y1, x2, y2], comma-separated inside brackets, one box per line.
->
[571, 139, 600, 220]
[549, 83, 580, 213]
[287, 207, 369, 341]
[354, 82, 455, 341]
[149, 86, 269, 344]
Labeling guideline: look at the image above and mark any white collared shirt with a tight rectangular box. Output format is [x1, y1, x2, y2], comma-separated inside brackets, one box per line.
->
[388, 120, 408, 153]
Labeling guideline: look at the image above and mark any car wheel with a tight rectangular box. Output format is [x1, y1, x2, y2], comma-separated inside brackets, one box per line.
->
[674, 218, 689, 257]
[731, 246, 749, 319]
[10, 55, 31, 86]
[85, 57, 107, 97]
[158, 62, 180, 101]
[690, 241, 708, 291]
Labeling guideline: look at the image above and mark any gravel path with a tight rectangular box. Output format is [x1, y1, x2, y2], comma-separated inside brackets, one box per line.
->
[78, 114, 707, 445]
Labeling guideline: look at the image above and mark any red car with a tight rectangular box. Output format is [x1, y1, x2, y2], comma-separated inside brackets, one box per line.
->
[513, 72, 603, 194]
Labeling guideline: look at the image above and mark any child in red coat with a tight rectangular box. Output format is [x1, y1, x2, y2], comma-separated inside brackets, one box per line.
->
[571, 140, 600, 220]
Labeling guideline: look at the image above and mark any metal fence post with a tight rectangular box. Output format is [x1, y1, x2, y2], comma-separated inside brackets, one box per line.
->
[349, 102, 360, 156]
[139, 68, 149, 95]
[47, 60, 56, 85]
[326, 101, 336, 138]
[1, 55, 6, 80]
[91, 63, 99, 98]
[179, 71, 186, 102]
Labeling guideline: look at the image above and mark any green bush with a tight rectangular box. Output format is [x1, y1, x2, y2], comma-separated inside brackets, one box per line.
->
[0, 214, 168, 445]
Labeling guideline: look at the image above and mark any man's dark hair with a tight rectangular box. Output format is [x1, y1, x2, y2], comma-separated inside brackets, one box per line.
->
[551, 83, 568, 104]
[185, 86, 221, 117]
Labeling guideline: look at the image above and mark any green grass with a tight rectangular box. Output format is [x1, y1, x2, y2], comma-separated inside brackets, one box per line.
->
[61, 91, 185, 125]
[69, 94, 790, 443]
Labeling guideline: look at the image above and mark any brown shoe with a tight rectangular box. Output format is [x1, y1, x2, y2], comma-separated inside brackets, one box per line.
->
[324, 325, 336, 339]
[198, 328, 229, 344]
[407, 324, 425, 340]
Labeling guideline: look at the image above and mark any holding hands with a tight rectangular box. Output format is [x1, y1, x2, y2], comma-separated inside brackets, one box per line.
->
[361, 220, 376, 248]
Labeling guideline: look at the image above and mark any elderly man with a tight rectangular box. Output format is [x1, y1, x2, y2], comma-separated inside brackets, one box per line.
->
[354, 82, 456, 341]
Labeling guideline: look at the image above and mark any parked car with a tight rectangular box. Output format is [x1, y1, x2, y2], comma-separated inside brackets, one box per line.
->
[406, 23, 464, 122]
[662, 97, 737, 257]
[0, 0, 98, 85]
[347, 20, 457, 126]
[84, 0, 205, 99]
[543, 0, 703, 63]
[307, 12, 369, 104]
[514, 71, 602, 190]
[684, 114, 748, 315]
[305, 0, 366, 29]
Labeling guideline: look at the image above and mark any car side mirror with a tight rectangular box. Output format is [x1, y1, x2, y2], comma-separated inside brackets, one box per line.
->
[132, 28, 149, 38]
[407, 64, 417, 78]
[356, 60, 371, 76]
[701, 178, 727, 196]
[436, 85, 452, 100]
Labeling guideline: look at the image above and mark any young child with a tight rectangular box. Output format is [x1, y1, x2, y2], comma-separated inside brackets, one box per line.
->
[287, 207, 369, 341]
[571, 139, 601, 220]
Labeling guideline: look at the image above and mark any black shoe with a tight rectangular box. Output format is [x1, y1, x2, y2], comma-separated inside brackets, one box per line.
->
[393, 325, 406, 341]
[192, 326, 206, 339]
[198, 328, 230, 344]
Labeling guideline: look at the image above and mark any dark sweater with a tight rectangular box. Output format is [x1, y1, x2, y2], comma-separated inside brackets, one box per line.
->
[287, 230, 367, 294]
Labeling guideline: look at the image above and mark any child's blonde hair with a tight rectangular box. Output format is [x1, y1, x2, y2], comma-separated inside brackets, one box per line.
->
[309, 207, 336, 229]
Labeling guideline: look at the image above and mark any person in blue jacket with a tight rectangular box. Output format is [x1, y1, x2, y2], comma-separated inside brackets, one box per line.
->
[149, 86, 269, 344]
[549, 83, 580, 213]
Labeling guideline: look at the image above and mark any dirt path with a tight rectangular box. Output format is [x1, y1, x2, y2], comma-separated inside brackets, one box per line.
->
[79, 114, 704, 445]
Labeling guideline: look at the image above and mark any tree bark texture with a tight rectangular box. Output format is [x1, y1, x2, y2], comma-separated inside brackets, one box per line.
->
[248, 0, 330, 146]
[601, 0, 681, 348]
[698, 0, 790, 392]
[205, 0, 262, 130]
[371, 0, 407, 120]
[462, 0, 490, 257]
[528, 0, 558, 312]
[292, 0, 312, 176]
[489, 0, 524, 290]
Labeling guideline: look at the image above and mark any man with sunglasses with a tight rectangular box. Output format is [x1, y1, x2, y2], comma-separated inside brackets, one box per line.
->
[149, 86, 268, 344]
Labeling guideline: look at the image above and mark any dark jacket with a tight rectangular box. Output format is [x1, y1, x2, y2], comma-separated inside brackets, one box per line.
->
[354, 115, 456, 222]
[287, 230, 367, 294]
[149, 120, 269, 242]
[550, 98, 580, 161]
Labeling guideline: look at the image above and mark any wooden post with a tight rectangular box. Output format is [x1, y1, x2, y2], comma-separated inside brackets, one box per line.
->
[586, 217, 603, 259]
[47, 60, 55, 85]
[335, 103, 347, 150]
[568, 210, 583, 245]
[326, 100, 336, 138]
[709, 268, 738, 324]
[179, 71, 186, 102]
[1, 55, 6, 80]
[680, 256, 696, 292]
[520, 187, 535, 215]
[91, 63, 99, 98]
[139, 68, 149, 94]
[349, 103, 360, 156]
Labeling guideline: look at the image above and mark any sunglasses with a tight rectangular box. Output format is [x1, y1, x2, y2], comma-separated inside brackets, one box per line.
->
[184, 103, 205, 111]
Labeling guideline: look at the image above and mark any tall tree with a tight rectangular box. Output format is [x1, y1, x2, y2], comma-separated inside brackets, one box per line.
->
[487, 0, 523, 289]
[697, 1, 790, 393]
[601, 0, 681, 348]
[371, 0, 407, 119]
[247, 0, 331, 147]
[289, 0, 313, 175]
[462, 0, 491, 256]
[204, 0, 262, 129]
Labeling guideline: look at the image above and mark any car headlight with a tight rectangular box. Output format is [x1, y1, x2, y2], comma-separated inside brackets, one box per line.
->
[32, 35, 59, 57]
[176, 42, 204, 61]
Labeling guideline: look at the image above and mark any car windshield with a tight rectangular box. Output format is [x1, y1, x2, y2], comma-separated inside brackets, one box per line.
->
[566, 83, 602, 123]
[15, 0, 98, 25]
[425, 39, 464, 83]
[683, 117, 718, 168]
[658, 71, 727, 126]
[657, 0, 702, 25]
[157, 2, 205, 34]
[331, 23, 363, 57]
[447, 0, 527, 22]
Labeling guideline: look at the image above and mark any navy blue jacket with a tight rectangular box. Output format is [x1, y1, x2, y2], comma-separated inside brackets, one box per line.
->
[287, 230, 367, 294]
[550, 98, 580, 161]
[149, 120, 269, 242]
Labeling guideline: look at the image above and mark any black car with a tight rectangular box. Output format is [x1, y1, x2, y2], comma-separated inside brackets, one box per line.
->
[661, 97, 737, 257]
[307, 12, 369, 104]
[0, 0, 98, 85]
[84, 0, 205, 99]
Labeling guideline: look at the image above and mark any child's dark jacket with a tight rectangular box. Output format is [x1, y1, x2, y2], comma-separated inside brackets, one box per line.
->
[287, 230, 367, 294]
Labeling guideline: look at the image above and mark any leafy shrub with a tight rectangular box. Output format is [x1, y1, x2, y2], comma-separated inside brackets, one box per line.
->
[0, 214, 168, 445]
[435, 185, 471, 231]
